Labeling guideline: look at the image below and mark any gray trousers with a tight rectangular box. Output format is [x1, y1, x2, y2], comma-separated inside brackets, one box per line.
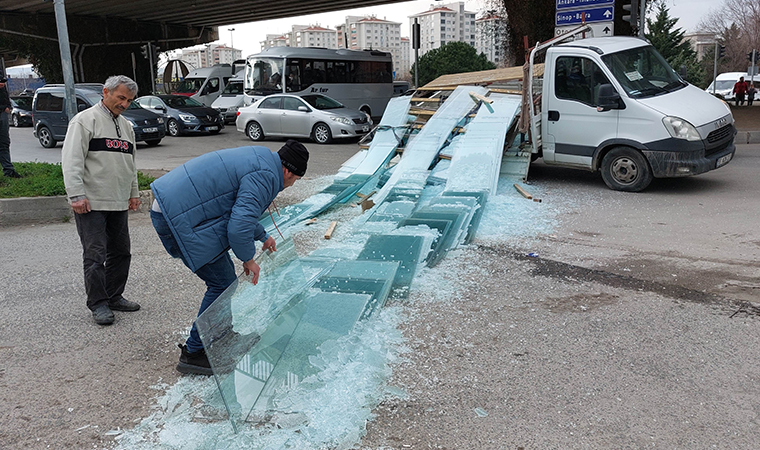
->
[74, 210, 132, 310]
[0, 112, 14, 175]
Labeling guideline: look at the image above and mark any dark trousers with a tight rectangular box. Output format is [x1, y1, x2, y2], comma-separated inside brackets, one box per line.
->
[74, 210, 131, 310]
[0, 112, 15, 175]
[151, 210, 236, 353]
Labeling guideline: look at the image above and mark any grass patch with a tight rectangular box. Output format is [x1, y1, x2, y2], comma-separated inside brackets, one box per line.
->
[0, 162, 155, 199]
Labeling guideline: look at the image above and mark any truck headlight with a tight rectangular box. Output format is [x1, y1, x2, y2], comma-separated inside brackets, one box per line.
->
[662, 116, 701, 141]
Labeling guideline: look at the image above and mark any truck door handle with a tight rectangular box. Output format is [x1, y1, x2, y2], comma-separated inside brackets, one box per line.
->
[548, 110, 560, 121]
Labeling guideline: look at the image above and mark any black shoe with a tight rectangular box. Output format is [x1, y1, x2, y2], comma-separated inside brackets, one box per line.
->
[108, 296, 140, 311]
[176, 344, 213, 376]
[4, 171, 21, 178]
[92, 305, 115, 325]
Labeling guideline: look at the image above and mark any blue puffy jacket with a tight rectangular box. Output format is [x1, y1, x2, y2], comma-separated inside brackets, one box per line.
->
[151, 146, 284, 272]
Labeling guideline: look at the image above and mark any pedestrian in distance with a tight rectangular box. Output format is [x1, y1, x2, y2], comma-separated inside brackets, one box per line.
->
[149, 139, 309, 375]
[748, 83, 757, 106]
[62, 75, 142, 326]
[733, 76, 749, 106]
[0, 76, 22, 178]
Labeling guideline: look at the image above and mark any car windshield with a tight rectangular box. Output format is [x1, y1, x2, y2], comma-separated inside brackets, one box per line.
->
[127, 101, 143, 110]
[12, 97, 32, 109]
[175, 77, 204, 94]
[301, 94, 344, 110]
[163, 96, 204, 108]
[602, 45, 687, 99]
[221, 81, 243, 95]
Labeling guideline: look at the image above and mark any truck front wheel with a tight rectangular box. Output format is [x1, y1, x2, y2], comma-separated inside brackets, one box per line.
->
[600, 147, 653, 192]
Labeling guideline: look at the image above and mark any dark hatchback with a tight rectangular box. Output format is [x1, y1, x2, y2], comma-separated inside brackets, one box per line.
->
[11, 96, 33, 127]
[134, 94, 224, 137]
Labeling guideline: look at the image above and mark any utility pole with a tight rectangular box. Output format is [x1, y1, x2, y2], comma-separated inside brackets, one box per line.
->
[53, 0, 77, 122]
[228, 28, 235, 49]
[412, 18, 420, 88]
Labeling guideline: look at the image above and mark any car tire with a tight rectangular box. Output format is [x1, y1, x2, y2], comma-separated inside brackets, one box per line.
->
[145, 139, 161, 147]
[312, 122, 332, 144]
[167, 119, 181, 137]
[246, 121, 264, 141]
[37, 126, 57, 148]
[600, 146, 653, 192]
[209, 129, 221, 135]
[12, 114, 19, 127]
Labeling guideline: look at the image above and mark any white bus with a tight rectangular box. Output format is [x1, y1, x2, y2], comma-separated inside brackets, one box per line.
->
[243, 47, 394, 118]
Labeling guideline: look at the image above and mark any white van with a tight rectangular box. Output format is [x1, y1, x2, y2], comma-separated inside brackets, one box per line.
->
[705, 72, 750, 101]
[174, 64, 237, 106]
[211, 70, 245, 124]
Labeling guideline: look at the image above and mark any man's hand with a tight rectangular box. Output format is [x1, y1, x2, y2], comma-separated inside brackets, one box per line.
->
[71, 198, 91, 215]
[262, 236, 277, 254]
[243, 258, 261, 285]
[128, 197, 141, 211]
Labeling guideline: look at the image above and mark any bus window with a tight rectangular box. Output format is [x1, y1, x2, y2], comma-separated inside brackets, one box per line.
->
[285, 62, 301, 92]
[247, 58, 283, 95]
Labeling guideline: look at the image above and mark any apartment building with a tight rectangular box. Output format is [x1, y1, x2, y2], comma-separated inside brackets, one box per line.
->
[408, 1, 477, 56]
[179, 44, 242, 68]
[260, 34, 290, 51]
[344, 15, 406, 78]
[291, 25, 338, 48]
[475, 13, 509, 66]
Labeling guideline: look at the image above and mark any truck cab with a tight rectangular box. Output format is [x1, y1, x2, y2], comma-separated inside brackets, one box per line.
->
[174, 64, 236, 106]
[530, 35, 735, 191]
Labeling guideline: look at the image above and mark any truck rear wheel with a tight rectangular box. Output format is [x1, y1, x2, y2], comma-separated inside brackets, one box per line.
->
[600, 147, 653, 192]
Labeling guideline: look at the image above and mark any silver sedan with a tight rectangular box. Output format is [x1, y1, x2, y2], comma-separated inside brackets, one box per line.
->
[235, 93, 372, 144]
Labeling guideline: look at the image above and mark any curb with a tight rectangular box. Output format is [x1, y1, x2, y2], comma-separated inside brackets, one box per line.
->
[0, 190, 154, 227]
[741, 131, 760, 144]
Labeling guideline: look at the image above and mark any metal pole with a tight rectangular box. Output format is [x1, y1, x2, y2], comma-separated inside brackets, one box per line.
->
[148, 42, 156, 94]
[752, 49, 757, 86]
[713, 41, 718, 95]
[414, 18, 419, 89]
[638, 0, 646, 38]
[53, 0, 77, 122]
[228, 28, 235, 48]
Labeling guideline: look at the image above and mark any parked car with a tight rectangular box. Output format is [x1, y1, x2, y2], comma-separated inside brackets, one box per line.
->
[235, 93, 372, 144]
[32, 83, 165, 148]
[10, 96, 33, 127]
[134, 94, 224, 137]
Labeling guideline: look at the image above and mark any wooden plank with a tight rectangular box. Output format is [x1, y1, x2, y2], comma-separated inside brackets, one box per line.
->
[513, 183, 533, 200]
[423, 64, 545, 89]
[324, 221, 338, 239]
[411, 97, 444, 102]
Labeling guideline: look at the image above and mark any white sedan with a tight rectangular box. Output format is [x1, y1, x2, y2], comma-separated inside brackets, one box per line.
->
[235, 93, 372, 144]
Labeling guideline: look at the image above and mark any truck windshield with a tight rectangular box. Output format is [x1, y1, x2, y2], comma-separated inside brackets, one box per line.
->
[602, 45, 686, 99]
[221, 81, 243, 95]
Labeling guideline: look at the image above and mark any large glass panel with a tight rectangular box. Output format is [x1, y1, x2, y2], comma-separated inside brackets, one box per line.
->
[357, 234, 426, 296]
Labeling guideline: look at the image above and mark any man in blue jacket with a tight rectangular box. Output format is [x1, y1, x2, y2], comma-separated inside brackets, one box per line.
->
[150, 140, 309, 375]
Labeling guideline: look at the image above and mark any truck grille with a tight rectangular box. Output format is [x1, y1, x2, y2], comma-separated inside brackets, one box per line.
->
[707, 124, 732, 144]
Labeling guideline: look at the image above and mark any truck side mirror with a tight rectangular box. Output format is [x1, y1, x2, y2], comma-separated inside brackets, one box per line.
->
[596, 84, 622, 112]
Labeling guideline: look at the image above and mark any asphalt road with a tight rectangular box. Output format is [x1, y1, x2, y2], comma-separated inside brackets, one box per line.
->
[3, 125, 760, 448]
[7, 124, 361, 178]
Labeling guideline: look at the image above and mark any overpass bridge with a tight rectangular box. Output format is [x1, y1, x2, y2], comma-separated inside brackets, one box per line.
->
[0, 0, 411, 92]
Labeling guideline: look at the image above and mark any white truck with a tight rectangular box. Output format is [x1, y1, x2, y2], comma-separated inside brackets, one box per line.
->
[525, 29, 736, 192]
[174, 63, 242, 106]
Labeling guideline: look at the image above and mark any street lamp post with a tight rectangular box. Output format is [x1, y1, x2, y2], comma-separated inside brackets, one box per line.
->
[228, 28, 235, 48]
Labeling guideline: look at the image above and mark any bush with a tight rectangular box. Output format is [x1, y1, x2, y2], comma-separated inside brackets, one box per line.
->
[0, 162, 155, 198]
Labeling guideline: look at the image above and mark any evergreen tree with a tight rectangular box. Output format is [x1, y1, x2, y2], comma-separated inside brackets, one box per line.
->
[411, 42, 496, 87]
[645, 3, 705, 87]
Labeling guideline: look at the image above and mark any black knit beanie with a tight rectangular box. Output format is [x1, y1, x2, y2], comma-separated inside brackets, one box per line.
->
[278, 140, 309, 177]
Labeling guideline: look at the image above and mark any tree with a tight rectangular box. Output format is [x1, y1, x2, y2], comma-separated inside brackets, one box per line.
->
[646, 3, 705, 86]
[411, 42, 496, 87]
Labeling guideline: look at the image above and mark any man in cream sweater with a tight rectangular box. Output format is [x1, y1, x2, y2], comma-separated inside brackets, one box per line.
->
[62, 75, 141, 325]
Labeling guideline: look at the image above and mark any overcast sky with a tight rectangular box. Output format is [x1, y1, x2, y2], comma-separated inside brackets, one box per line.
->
[207, 0, 716, 59]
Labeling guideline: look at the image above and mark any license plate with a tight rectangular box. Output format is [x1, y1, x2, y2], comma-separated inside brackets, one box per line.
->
[362, 125, 369, 132]
[716, 153, 732, 168]
[143, 127, 158, 133]
[206, 126, 219, 131]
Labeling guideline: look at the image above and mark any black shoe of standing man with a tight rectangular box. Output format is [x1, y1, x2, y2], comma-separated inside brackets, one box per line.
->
[4, 170, 22, 178]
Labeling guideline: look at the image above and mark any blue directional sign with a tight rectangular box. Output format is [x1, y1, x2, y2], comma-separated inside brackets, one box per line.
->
[557, 0, 614, 10]
[555, 6, 615, 26]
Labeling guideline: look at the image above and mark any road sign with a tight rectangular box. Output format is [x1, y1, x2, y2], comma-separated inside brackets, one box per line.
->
[555, 22, 615, 38]
[555, 6, 614, 26]
[556, 0, 614, 11]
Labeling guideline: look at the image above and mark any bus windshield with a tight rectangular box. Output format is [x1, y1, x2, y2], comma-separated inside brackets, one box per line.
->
[246, 58, 284, 96]
[175, 77, 204, 94]
[602, 45, 687, 99]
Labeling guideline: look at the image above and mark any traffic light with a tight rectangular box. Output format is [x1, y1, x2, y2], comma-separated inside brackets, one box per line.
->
[748, 49, 757, 61]
[718, 45, 726, 59]
[622, 0, 639, 26]
[151, 44, 161, 56]
[140, 44, 149, 60]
